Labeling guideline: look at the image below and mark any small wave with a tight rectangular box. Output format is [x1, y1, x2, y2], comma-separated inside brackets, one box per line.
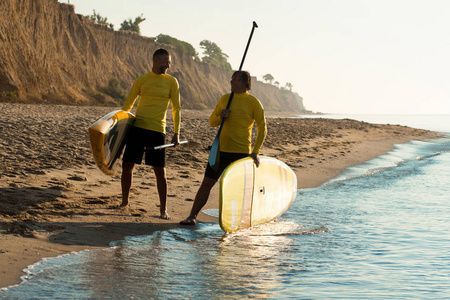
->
[11, 250, 94, 289]
[415, 151, 442, 160]
[323, 138, 449, 187]
[224, 221, 329, 238]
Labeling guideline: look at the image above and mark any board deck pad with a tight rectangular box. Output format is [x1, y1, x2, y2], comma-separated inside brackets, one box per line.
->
[219, 156, 297, 233]
[88, 110, 135, 175]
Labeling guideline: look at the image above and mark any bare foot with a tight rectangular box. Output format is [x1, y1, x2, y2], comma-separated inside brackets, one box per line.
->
[160, 212, 171, 220]
[115, 203, 129, 210]
[179, 217, 197, 225]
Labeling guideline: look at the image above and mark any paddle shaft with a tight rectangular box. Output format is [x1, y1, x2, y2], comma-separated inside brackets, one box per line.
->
[208, 21, 258, 170]
[150, 140, 188, 150]
[224, 21, 259, 117]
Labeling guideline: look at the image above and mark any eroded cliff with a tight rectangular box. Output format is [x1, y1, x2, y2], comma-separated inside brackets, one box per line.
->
[0, 0, 305, 112]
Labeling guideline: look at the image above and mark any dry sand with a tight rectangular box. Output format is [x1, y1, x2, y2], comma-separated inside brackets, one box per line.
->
[0, 103, 442, 288]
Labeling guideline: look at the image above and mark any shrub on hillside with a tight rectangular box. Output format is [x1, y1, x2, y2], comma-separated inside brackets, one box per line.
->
[100, 78, 127, 103]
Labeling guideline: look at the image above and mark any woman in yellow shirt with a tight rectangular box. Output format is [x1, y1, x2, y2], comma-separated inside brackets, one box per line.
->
[180, 71, 267, 225]
[121, 49, 181, 220]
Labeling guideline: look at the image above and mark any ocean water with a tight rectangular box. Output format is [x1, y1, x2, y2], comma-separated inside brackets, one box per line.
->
[1, 115, 450, 299]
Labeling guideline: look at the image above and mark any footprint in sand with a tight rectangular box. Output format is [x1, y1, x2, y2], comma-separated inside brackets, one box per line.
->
[67, 175, 87, 181]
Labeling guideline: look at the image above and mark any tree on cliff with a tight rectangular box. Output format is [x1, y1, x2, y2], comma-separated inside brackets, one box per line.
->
[285, 82, 293, 91]
[157, 34, 199, 59]
[120, 14, 146, 34]
[84, 10, 114, 28]
[263, 74, 274, 84]
[200, 40, 232, 71]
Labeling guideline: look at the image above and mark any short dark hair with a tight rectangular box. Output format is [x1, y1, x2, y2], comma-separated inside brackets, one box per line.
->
[153, 48, 169, 60]
[233, 70, 251, 90]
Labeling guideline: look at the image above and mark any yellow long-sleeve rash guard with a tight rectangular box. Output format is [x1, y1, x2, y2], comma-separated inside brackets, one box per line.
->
[210, 91, 267, 154]
[122, 72, 181, 134]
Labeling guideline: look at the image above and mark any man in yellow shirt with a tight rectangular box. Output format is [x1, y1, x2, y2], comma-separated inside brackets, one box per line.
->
[121, 48, 181, 220]
[180, 70, 266, 225]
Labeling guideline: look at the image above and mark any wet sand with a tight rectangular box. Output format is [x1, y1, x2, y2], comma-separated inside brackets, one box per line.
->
[0, 103, 442, 288]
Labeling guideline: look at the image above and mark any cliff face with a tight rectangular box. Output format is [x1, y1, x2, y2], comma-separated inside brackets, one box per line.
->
[0, 0, 305, 111]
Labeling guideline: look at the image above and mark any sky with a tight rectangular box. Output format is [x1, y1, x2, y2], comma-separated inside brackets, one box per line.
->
[66, 0, 450, 114]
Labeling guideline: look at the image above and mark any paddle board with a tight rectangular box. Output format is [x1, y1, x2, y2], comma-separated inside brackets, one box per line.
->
[219, 156, 297, 233]
[88, 110, 135, 175]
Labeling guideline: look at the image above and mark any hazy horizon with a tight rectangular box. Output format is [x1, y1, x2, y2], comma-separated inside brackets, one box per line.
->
[66, 0, 450, 115]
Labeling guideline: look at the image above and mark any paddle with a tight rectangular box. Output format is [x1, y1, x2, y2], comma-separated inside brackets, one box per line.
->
[208, 21, 259, 171]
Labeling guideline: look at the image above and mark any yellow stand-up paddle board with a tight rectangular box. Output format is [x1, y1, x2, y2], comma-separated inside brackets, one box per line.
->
[88, 110, 135, 175]
[219, 156, 297, 233]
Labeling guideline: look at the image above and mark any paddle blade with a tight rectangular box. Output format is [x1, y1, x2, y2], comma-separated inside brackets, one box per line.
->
[208, 136, 220, 171]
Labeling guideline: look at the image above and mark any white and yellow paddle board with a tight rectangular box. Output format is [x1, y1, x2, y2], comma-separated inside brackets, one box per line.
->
[219, 156, 297, 233]
[88, 110, 135, 175]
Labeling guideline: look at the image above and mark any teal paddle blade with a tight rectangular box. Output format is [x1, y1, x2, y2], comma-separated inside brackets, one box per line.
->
[208, 137, 220, 171]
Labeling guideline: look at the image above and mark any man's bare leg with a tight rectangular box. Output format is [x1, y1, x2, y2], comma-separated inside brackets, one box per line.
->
[180, 176, 217, 225]
[153, 166, 170, 219]
[121, 161, 135, 207]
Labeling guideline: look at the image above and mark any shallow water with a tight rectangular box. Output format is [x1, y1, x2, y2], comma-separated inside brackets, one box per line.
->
[1, 115, 450, 299]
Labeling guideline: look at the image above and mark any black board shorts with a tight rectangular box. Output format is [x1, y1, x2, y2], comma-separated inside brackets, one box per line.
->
[205, 152, 249, 181]
[122, 126, 166, 167]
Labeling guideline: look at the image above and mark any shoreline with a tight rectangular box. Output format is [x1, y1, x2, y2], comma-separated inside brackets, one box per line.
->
[0, 103, 443, 288]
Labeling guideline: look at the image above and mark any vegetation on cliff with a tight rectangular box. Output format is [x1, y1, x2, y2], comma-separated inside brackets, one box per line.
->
[199, 40, 232, 72]
[84, 10, 114, 28]
[156, 34, 199, 59]
[119, 14, 146, 35]
[84, 10, 147, 35]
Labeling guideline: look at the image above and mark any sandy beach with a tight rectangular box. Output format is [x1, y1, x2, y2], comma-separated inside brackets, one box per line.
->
[0, 103, 442, 288]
